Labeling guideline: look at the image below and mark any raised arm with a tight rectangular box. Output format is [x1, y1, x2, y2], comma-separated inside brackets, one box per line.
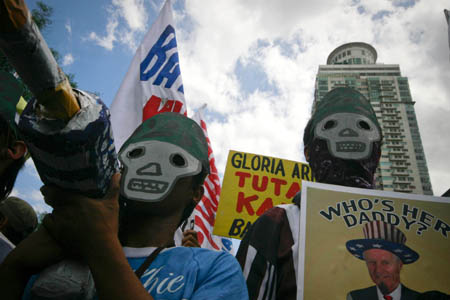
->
[42, 174, 155, 300]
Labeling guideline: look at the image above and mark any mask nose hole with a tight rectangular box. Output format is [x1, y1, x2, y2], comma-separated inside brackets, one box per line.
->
[339, 128, 359, 137]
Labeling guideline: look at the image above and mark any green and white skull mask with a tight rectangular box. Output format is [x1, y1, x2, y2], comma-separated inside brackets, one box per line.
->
[119, 140, 202, 202]
[314, 112, 381, 160]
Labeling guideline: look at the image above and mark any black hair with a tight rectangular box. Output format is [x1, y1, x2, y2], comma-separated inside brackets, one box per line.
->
[179, 164, 208, 226]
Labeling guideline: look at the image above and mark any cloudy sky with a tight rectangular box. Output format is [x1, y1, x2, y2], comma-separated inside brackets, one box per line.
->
[13, 0, 450, 213]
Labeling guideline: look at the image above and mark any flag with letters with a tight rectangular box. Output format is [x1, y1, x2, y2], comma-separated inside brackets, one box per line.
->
[111, 0, 186, 151]
[186, 105, 233, 253]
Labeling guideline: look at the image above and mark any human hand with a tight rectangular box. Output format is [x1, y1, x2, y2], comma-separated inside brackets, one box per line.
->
[41, 173, 121, 261]
[182, 230, 200, 248]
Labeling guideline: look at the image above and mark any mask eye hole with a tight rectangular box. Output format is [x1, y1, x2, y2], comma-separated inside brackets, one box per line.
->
[358, 120, 371, 130]
[323, 120, 337, 130]
[171, 153, 186, 167]
[127, 147, 144, 159]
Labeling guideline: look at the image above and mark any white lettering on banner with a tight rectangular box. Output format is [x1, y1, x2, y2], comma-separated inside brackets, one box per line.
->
[142, 266, 185, 294]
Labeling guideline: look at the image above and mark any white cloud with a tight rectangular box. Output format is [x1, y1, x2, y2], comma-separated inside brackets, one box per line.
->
[13, 161, 51, 213]
[14, 0, 448, 213]
[87, 14, 118, 51]
[10, 186, 50, 214]
[112, 0, 147, 31]
[86, 0, 148, 51]
[65, 19, 72, 36]
[62, 53, 74, 66]
[174, 0, 450, 196]
[28, 189, 50, 213]
[9, 188, 22, 199]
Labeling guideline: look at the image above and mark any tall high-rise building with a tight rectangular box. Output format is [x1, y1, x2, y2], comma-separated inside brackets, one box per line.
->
[314, 42, 433, 195]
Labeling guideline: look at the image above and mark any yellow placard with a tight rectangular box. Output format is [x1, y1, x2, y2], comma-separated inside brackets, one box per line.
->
[213, 150, 314, 239]
[298, 182, 450, 299]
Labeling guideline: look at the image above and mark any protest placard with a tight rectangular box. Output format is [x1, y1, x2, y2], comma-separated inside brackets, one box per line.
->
[213, 150, 314, 239]
[297, 181, 450, 300]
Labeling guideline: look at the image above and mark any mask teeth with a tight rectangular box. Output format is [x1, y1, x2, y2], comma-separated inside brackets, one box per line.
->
[129, 179, 168, 193]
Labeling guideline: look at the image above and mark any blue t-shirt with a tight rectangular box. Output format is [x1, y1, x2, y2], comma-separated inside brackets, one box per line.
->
[23, 246, 248, 300]
[124, 246, 248, 300]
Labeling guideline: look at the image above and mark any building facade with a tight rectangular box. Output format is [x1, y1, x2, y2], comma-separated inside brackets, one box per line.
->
[314, 42, 433, 195]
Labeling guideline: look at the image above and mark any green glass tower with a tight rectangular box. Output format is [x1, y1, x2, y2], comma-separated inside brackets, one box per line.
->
[314, 42, 433, 195]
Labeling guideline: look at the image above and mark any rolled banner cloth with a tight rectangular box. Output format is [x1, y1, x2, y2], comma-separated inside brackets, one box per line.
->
[18, 90, 118, 198]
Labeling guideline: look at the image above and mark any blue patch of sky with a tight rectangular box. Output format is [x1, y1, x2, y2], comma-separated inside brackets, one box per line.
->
[357, 5, 366, 14]
[196, 106, 228, 125]
[273, 35, 305, 58]
[234, 58, 279, 98]
[349, 0, 366, 15]
[174, 6, 196, 41]
[256, 39, 271, 49]
[14, 169, 47, 211]
[173, 0, 186, 12]
[392, 0, 417, 9]
[173, 0, 196, 40]
[409, 29, 424, 44]
[372, 10, 392, 21]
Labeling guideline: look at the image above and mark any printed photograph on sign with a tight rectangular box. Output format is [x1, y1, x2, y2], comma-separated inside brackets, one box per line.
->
[213, 150, 314, 239]
[297, 181, 450, 300]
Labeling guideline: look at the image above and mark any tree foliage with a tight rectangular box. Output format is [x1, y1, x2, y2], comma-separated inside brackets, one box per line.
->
[31, 1, 53, 30]
[0, 1, 77, 101]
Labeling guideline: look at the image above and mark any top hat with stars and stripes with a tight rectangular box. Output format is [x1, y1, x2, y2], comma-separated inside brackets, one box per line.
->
[346, 220, 419, 264]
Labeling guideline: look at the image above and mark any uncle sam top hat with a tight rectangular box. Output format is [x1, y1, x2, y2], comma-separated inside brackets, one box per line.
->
[346, 220, 419, 264]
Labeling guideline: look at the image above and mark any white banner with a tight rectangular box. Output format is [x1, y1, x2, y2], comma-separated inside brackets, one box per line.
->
[111, 0, 186, 151]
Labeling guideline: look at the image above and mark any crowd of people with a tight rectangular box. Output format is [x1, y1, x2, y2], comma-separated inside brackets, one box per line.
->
[0, 0, 449, 299]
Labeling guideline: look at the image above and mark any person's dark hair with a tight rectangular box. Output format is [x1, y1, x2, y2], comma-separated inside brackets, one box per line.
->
[303, 118, 314, 152]
[181, 164, 208, 224]
[192, 165, 208, 190]
[0, 116, 26, 201]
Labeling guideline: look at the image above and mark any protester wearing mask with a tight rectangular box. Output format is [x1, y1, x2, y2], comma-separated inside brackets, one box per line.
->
[236, 87, 383, 300]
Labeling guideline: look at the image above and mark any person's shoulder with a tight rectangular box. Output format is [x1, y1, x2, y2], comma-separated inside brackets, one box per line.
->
[187, 248, 248, 299]
[247, 203, 299, 240]
[186, 246, 236, 263]
[255, 203, 298, 224]
[164, 246, 235, 265]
